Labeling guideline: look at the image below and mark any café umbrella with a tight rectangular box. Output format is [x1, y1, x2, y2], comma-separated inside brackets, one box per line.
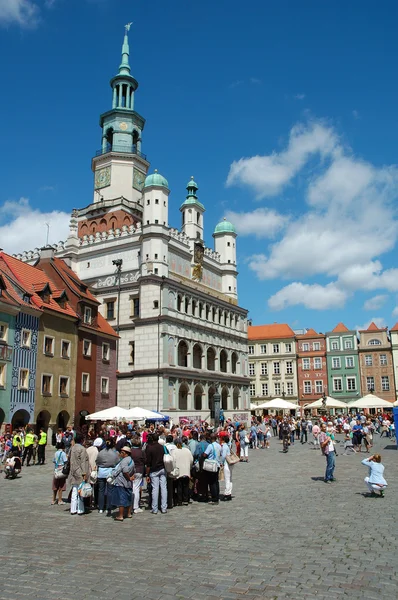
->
[347, 394, 394, 410]
[85, 406, 129, 421]
[256, 398, 298, 410]
[304, 396, 348, 410]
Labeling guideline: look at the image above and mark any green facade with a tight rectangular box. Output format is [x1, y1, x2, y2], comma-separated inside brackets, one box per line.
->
[326, 327, 361, 403]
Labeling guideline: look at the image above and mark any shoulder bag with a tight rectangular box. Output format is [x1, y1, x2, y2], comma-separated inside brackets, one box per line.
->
[163, 445, 175, 474]
[54, 451, 66, 479]
[203, 444, 219, 472]
[226, 450, 240, 466]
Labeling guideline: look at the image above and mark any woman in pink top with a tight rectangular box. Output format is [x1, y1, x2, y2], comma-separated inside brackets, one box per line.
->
[312, 423, 320, 448]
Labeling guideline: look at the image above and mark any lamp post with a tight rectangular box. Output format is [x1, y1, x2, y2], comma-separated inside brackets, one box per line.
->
[213, 388, 221, 427]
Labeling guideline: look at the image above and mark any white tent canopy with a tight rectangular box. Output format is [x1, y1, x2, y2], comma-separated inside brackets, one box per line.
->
[124, 407, 166, 420]
[304, 396, 348, 410]
[256, 398, 298, 410]
[348, 394, 393, 409]
[85, 406, 129, 421]
[250, 403, 259, 410]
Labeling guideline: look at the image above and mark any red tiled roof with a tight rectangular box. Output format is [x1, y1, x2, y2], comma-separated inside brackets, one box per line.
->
[97, 312, 119, 338]
[390, 322, 398, 332]
[36, 256, 117, 338]
[296, 328, 324, 339]
[0, 253, 77, 318]
[332, 322, 349, 333]
[0, 258, 41, 312]
[248, 323, 295, 340]
[365, 321, 386, 332]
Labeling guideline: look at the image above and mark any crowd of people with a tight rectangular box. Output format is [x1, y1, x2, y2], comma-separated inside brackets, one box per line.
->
[1, 410, 392, 505]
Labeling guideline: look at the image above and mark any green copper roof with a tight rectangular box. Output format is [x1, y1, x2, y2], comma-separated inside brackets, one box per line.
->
[144, 170, 169, 189]
[214, 219, 236, 234]
[181, 196, 205, 210]
[180, 176, 205, 211]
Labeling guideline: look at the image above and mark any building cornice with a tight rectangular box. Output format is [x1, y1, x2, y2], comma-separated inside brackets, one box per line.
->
[117, 368, 249, 385]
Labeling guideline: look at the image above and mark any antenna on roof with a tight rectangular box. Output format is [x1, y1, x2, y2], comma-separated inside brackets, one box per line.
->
[44, 222, 50, 246]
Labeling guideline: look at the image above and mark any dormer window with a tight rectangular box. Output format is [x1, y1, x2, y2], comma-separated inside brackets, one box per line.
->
[83, 307, 92, 324]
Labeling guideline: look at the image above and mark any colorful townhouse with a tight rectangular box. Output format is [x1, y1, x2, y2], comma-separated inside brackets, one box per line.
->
[296, 329, 328, 407]
[35, 248, 118, 426]
[358, 322, 396, 403]
[0, 257, 41, 429]
[248, 324, 298, 405]
[0, 251, 118, 433]
[326, 323, 361, 404]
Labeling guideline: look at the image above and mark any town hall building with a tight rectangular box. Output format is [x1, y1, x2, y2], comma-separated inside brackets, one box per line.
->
[15, 26, 250, 423]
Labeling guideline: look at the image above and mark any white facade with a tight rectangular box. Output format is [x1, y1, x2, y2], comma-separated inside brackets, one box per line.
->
[14, 29, 250, 423]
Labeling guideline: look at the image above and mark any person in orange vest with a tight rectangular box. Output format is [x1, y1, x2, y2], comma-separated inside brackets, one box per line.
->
[38, 428, 47, 465]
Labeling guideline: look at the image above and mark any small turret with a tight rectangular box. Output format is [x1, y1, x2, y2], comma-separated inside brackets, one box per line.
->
[213, 218, 237, 299]
[180, 177, 205, 242]
[141, 170, 170, 278]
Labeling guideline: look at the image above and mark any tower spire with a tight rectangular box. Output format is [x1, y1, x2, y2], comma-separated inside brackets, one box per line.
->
[119, 22, 133, 76]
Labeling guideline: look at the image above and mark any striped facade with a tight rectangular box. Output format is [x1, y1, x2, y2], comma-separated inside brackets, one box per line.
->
[10, 312, 39, 424]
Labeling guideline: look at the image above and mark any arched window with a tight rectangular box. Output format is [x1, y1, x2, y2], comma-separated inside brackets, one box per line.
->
[206, 305, 210, 320]
[99, 218, 107, 232]
[185, 296, 190, 313]
[233, 387, 239, 410]
[218, 309, 222, 324]
[199, 303, 203, 319]
[194, 384, 203, 410]
[192, 344, 202, 369]
[178, 340, 189, 367]
[207, 347, 216, 371]
[191, 300, 196, 316]
[105, 127, 114, 152]
[231, 352, 238, 374]
[132, 130, 139, 152]
[179, 383, 189, 411]
[368, 339, 381, 346]
[177, 295, 182, 312]
[222, 387, 229, 410]
[208, 386, 215, 412]
[220, 349, 228, 373]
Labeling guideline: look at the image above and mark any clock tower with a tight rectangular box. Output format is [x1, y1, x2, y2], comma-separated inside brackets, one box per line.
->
[91, 24, 149, 207]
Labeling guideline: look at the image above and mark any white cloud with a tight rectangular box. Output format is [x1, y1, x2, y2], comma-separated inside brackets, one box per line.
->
[224, 208, 289, 239]
[0, 197, 70, 255]
[250, 77, 262, 85]
[355, 317, 387, 331]
[226, 120, 398, 299]
[352, 109, 360, 120]
[392, 306, 398, 317]
[268, 282, 348, 311]
[226, 121, 340, 198]
[363, 295, 388, 311]
[0, 0, 40, 27]
[295, 93, 306, 100]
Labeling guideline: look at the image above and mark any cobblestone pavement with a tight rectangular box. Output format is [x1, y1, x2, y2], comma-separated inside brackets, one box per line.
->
[1, 434, 397, 600]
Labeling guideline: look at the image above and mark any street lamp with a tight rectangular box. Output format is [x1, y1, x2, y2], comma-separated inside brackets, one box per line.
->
[321, 390, 327, 408]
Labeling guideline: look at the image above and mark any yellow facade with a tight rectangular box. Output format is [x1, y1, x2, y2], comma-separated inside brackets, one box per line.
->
[35, 312, 77, 430]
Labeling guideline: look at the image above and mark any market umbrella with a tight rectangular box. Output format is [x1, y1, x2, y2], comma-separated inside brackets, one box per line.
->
[304, 396, 348, 410]
[124, 406, 167, 420]
[256, 398, 298, 410]
[85, 406, 129, 421]
[348, 394, 393, 409]
[250, 403, 259, 410]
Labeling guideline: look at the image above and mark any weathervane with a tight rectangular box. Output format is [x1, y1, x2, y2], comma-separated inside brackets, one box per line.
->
[125, 22, 133, 33]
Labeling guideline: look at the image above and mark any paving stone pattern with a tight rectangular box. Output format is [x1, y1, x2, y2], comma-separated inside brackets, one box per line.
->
[0, 434, 397, 600]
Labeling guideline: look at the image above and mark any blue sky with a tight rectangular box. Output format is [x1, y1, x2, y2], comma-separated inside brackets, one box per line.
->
[1, 0, 398, 333]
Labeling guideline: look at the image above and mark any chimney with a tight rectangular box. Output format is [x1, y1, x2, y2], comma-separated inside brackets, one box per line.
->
[40, 246, 55, 260]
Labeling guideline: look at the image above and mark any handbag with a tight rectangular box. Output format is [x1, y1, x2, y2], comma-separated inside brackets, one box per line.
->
[218, 465, 225, 481]
[202, 443, 219, 472]
[226, 451, 240, 466]
[53, 451, 66, 479]
[244, 435, 250, 444]
[89, 470, 98, 484]
[78, 482, 93, 498]
[163, 445, 175, 474]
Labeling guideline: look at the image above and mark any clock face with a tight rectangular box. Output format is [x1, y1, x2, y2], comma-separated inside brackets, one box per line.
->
[119, 121, 128, 131]
[133, 169, 145, 191]
[95, 166, 111, 190]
